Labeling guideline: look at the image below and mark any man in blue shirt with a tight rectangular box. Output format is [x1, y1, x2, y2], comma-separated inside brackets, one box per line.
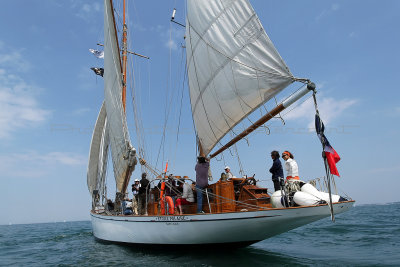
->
[269, 150, 284, 191]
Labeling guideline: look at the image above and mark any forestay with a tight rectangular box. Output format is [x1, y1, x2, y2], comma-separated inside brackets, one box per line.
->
[186, 0, 295, 155]
[104, 0, 136, 192]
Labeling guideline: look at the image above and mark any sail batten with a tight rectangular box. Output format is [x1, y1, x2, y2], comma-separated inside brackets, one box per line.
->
[186, 0, 295, 155]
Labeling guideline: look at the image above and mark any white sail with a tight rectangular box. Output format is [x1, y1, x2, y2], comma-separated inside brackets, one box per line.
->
[186, 0, 295, 155]
[104, 0, 136, 192]
[87, 101, 109, 197]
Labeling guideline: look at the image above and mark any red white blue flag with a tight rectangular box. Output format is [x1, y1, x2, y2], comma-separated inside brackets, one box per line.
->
[315, 114, 341, 176]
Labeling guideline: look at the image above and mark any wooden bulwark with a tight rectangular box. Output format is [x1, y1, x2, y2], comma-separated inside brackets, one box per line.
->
[146, 179, 272, 215]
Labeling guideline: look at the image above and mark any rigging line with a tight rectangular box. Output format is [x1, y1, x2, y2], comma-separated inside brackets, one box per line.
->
[280, 94, 313, 120]
[260, 92, 313, 132]
[169, 39, 186, 171]
[229, 132, 244, 176]
[172, 48, 188, 168]
[182, 52, 199, 161]
[127, 14, 152, 169]
[156, 18, 182, 169]
[273, 95, 286, 125]
[129, 56, 145, 158]
[175, 53, 187, 144]
[164, 16, 178, 165]
[238, 83, 310, 138]
[132, 62, 146, 156]
[332, 175, 338, 195]
[155, 18, 179, 169]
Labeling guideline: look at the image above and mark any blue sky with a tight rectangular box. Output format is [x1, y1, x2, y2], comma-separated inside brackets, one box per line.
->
[0, 0, 399, 225]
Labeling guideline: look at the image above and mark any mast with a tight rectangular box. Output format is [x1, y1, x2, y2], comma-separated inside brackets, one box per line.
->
[104, 0, 136, 199]
[122, 0, 127, 112]
[120, 0, 131, 194]
[210, 83, 315, 159]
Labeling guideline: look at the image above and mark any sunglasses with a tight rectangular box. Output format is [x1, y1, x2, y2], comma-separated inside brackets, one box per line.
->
[282, 154, 288, 157]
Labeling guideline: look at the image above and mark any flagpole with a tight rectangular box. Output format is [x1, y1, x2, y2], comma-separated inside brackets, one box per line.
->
[313, 91, 335, 222]
[324, 157, 335, 222]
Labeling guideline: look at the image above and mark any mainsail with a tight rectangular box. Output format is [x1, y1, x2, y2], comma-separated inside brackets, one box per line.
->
[103, 0, 136, 192]
[186, 0, 295, 155]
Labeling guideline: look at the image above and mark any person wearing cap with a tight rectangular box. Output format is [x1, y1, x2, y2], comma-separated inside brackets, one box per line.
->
[195, 156, 209, 213]
[269, 150, 284, 191]
[224, 166, 235, 179]
[138, 172, 150, 215]
[282, 151, 299, 180]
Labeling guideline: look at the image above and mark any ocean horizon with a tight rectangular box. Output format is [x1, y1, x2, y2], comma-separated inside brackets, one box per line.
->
[1, 202, 399, 266]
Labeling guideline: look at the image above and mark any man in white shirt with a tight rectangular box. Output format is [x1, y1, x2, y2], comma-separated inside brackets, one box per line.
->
[224, 166, 236, 179]
[176, 180, 195, 215]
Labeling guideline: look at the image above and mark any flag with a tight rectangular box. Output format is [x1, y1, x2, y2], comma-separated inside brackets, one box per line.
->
[90, 67, 104, 77]
[89, 49, 104, 59]
[315, 114, 341, 176]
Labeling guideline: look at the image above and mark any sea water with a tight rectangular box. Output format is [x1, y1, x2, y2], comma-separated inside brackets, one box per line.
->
[0, 203, 399, 266]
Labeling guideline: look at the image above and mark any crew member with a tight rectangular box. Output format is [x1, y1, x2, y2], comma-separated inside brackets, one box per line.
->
[282, 151, 299, 180]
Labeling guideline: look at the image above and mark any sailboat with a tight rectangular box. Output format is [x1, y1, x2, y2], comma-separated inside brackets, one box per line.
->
[87, 0, 354, 247]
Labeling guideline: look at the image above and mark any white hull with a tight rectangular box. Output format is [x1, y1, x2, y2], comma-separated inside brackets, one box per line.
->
[91, 201, 354, 246]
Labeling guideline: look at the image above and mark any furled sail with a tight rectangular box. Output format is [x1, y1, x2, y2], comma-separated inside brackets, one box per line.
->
[87, 101, 109, 197]
[186, 0, 295, 155]
[104, 0, 136, 192]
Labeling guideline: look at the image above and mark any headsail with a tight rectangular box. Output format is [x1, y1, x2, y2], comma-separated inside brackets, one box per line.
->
[104, 0, 136, 192]
[87, 101, 109, 197]
[186, 0, 295, 155]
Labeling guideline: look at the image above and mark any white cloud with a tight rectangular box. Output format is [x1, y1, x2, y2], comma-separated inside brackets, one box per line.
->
[331, 4, 340, 11]
[76, 2, 101, 20]
[315, 4, 340, 22]
[0, 43, 51, 139]
[166, 39, 178, 50]
[29, 25, 45, 35]
[0, 151, 86, 179]
[283, 94, 357, 129]
[162, 27, 185, 51]
[0, 50, 31, 72]
[315, 10, 327, 22]
[73, 107, 91, 116]
[349, 32, 356, 38]
[133, 23, 147, 32]
[0, 72, 51, 139]
[367, 165, 400, 174]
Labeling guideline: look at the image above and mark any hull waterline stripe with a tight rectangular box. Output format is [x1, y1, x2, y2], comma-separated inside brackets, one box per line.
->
[90, 213, 282, 223]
